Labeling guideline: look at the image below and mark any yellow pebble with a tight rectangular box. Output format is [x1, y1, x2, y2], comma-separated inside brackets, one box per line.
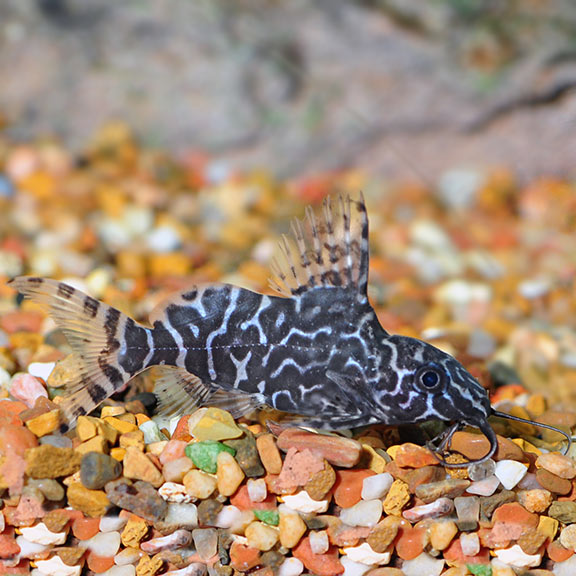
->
[538, 516, 559, 540]
[122, 518, 149, 547]
[245, 521, 279, 551]
[75, 435, 108, 455]
[110, 447, 126, 461]
[361, 444, 388, 473]
[386, 445, 401, 460]
[104, 416, 139, 434]
[216, 451, 245, 497]
[119, 430, 145, 451]
[101, 406, 126, 418]
[136, 413, 151, 426]
[25, 410, 60, 437]
[383, 479, 411, 516]
[77, 416, 98, 442]
[95, 418, 119, 445]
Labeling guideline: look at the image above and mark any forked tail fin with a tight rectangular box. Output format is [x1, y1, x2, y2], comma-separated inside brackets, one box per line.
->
[8, 276, 147, 431]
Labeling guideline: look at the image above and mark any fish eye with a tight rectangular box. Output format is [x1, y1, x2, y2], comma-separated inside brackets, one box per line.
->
[414, 364, 446, 393]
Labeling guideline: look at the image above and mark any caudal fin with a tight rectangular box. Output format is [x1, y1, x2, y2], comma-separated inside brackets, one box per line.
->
[8, 276, 145, 431]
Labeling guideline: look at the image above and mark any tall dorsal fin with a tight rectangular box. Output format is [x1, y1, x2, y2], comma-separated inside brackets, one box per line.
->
[269, 192, 369, 302]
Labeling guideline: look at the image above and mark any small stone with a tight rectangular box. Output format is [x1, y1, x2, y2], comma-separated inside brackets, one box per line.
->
[185, 441, 235, 474]
[246, 521, 279, 551]
[279, 505, 308, 548]
[256, 434, 283, 474]
[139, 419, 167, 443]
[494, 459, 528, 490]
[283, 490, 329, 513]
[230, 540, 261, 572]
[25, 444, 81, 478]
[192, 527, 218, 560]
[395, 523, 426, 561]
[141, 529, 193, 554]
[468, 458, 496, 481]
[278, 557, 304, 576]
[429, 519, 458, 551]
[159, 481, 194, 503]
[217, 450, 245, 496]
[334, 469, 375, 508]
[401, 552, 444, 576]
[382, 479, 411, 516]
[480, 489, 517, 520]
[343, 542, 391, 565]
[466, 475, 501, 496]
[20, 522, 67, 545]
[553, 554, 576, 576]
[119, 430, 145, 450]
[392, 443, 438, 468]
[190, 407, 243, 441]
[123, 446, 164, 488]
[80, 530, 121, 556]
[28, 477, 65, 501]
[293, 536, 343, 576]
[305, 460, 336, 501]
[560, 525, 576, 552]
[494, 544, 541, 568]
[197, 498, 223, 527]
[490, 502, 539, 546]
[414, 478, 470, 504]
[403, 497, 454, 521]
[183, 469, 217, 499]
[340, 499, 382, 527]
[537, 453, 576, 479]
[67, 482, 111, 517]
[549, 501, 576, 524]
[136, 553, 164, 576]
[278, 448, 325, 491]
[10, 373, 48, 407]
[340, 557, 371, 576]
[80, 451, 122, 489]
[106, 478, 168, 522]
[25, 409, 60, 437]
[121, 518, 149, 547]
[517, 488, 553, 513]
[162, 456, 193, 483]
[366, 516, 401, 553]
[309, 530, 330, 555]
[459, 532, 480, 556]
[361, 472, 394, 501]
[75, 434, 108, 455]
[454, 496, 480, 531]
[104, 416, 139, 434]
[55, 547, 86, 566]
[35, 555, 82, 576]
[450, 431, 525, 462]
[247, 477, 268, 502]
[518, 527, 548, 555]
[158, 502, 199, 532]
[254, 508, 279, 526]
[277, 428, 362, 468]
[99, 515, 127, 532]
[225, 430, 265, 477]
[536, 468, 573, 494]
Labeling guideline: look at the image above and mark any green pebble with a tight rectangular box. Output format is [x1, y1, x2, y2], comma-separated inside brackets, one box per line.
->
[254, 509, 279, 526]
[467, 565, 492, 576]
[185, 441, 236, 474]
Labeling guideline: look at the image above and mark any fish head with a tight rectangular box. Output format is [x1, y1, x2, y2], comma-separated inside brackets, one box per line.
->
[376, 335, 491, 430]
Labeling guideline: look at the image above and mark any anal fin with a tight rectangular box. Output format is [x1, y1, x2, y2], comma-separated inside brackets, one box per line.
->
[205, 388, 263, 419]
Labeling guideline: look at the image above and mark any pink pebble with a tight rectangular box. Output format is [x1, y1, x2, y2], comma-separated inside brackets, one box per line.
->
[10, 374, 48, 408]
[160, 440, 189, 465]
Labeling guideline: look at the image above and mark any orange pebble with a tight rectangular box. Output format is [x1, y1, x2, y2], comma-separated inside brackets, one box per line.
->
[394, 524, 426, 561]
[292, 536, 343, 576]
[72, 516, 101, 540]
[86, 551, 115, 573]
[229, 541, 261, 572]
[230, 485, 277, 511]
[171, 415, 192, 441]
[333, 469, 375, 508]
[547, 539, 574, 563]
[443, 537, 490, 565]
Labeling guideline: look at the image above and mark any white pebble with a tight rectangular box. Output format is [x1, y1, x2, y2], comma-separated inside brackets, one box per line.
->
[163, 502, 198, 529]
[147, 225, 182, 253]
[215, 505, 243, 529]
[0, 367, 12, 393]
[309, 530, 329, 555]
[28, 362, 56, 382]
[15, 535, 49, 558]
[35, 556, 82, 576]
[164, 563, 207, 576]
[99, 566, 137, 576]
[247, 478, 267, 503]
[0, 510, 4, 532]
[553, 553, 576, 576]
[114, 548, 143, 566]
[139, 419, 167, 443]
[494, 460, 528, 490]
[402, 552, 445, 576]
[340, 557, 371, 576]
[80, 530, 121, 556]
[495, 544, 541, 568]
[159, 482, 194, 503]
[466, 475, 500, 496]
[282, 491, 329, 514]
[277, 558, 304, 576]
[339, 499, 382, 527]
[361, 472, 394, 501]
[100, 515, 128, 533]
[343, 542, 391, 565]
[20, 523, 67, 545]
[141, 529, 192, 553]
[460, 532, 480, 556]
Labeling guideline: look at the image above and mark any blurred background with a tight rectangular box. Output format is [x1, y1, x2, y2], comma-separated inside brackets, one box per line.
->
[1, 0, 576, 411]
[2, 0, 576, 179]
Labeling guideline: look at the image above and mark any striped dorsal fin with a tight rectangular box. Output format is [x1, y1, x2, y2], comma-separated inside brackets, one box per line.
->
[269, 192, 369, 301]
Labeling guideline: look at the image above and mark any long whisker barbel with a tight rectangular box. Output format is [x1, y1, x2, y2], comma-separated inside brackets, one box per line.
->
[431, 409, 572, 468]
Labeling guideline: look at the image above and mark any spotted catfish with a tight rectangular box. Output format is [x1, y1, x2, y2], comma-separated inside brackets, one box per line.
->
[9, 193, 570, 465]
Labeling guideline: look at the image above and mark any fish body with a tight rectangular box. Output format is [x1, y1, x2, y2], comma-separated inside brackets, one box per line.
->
[9, 194, 493, 445]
